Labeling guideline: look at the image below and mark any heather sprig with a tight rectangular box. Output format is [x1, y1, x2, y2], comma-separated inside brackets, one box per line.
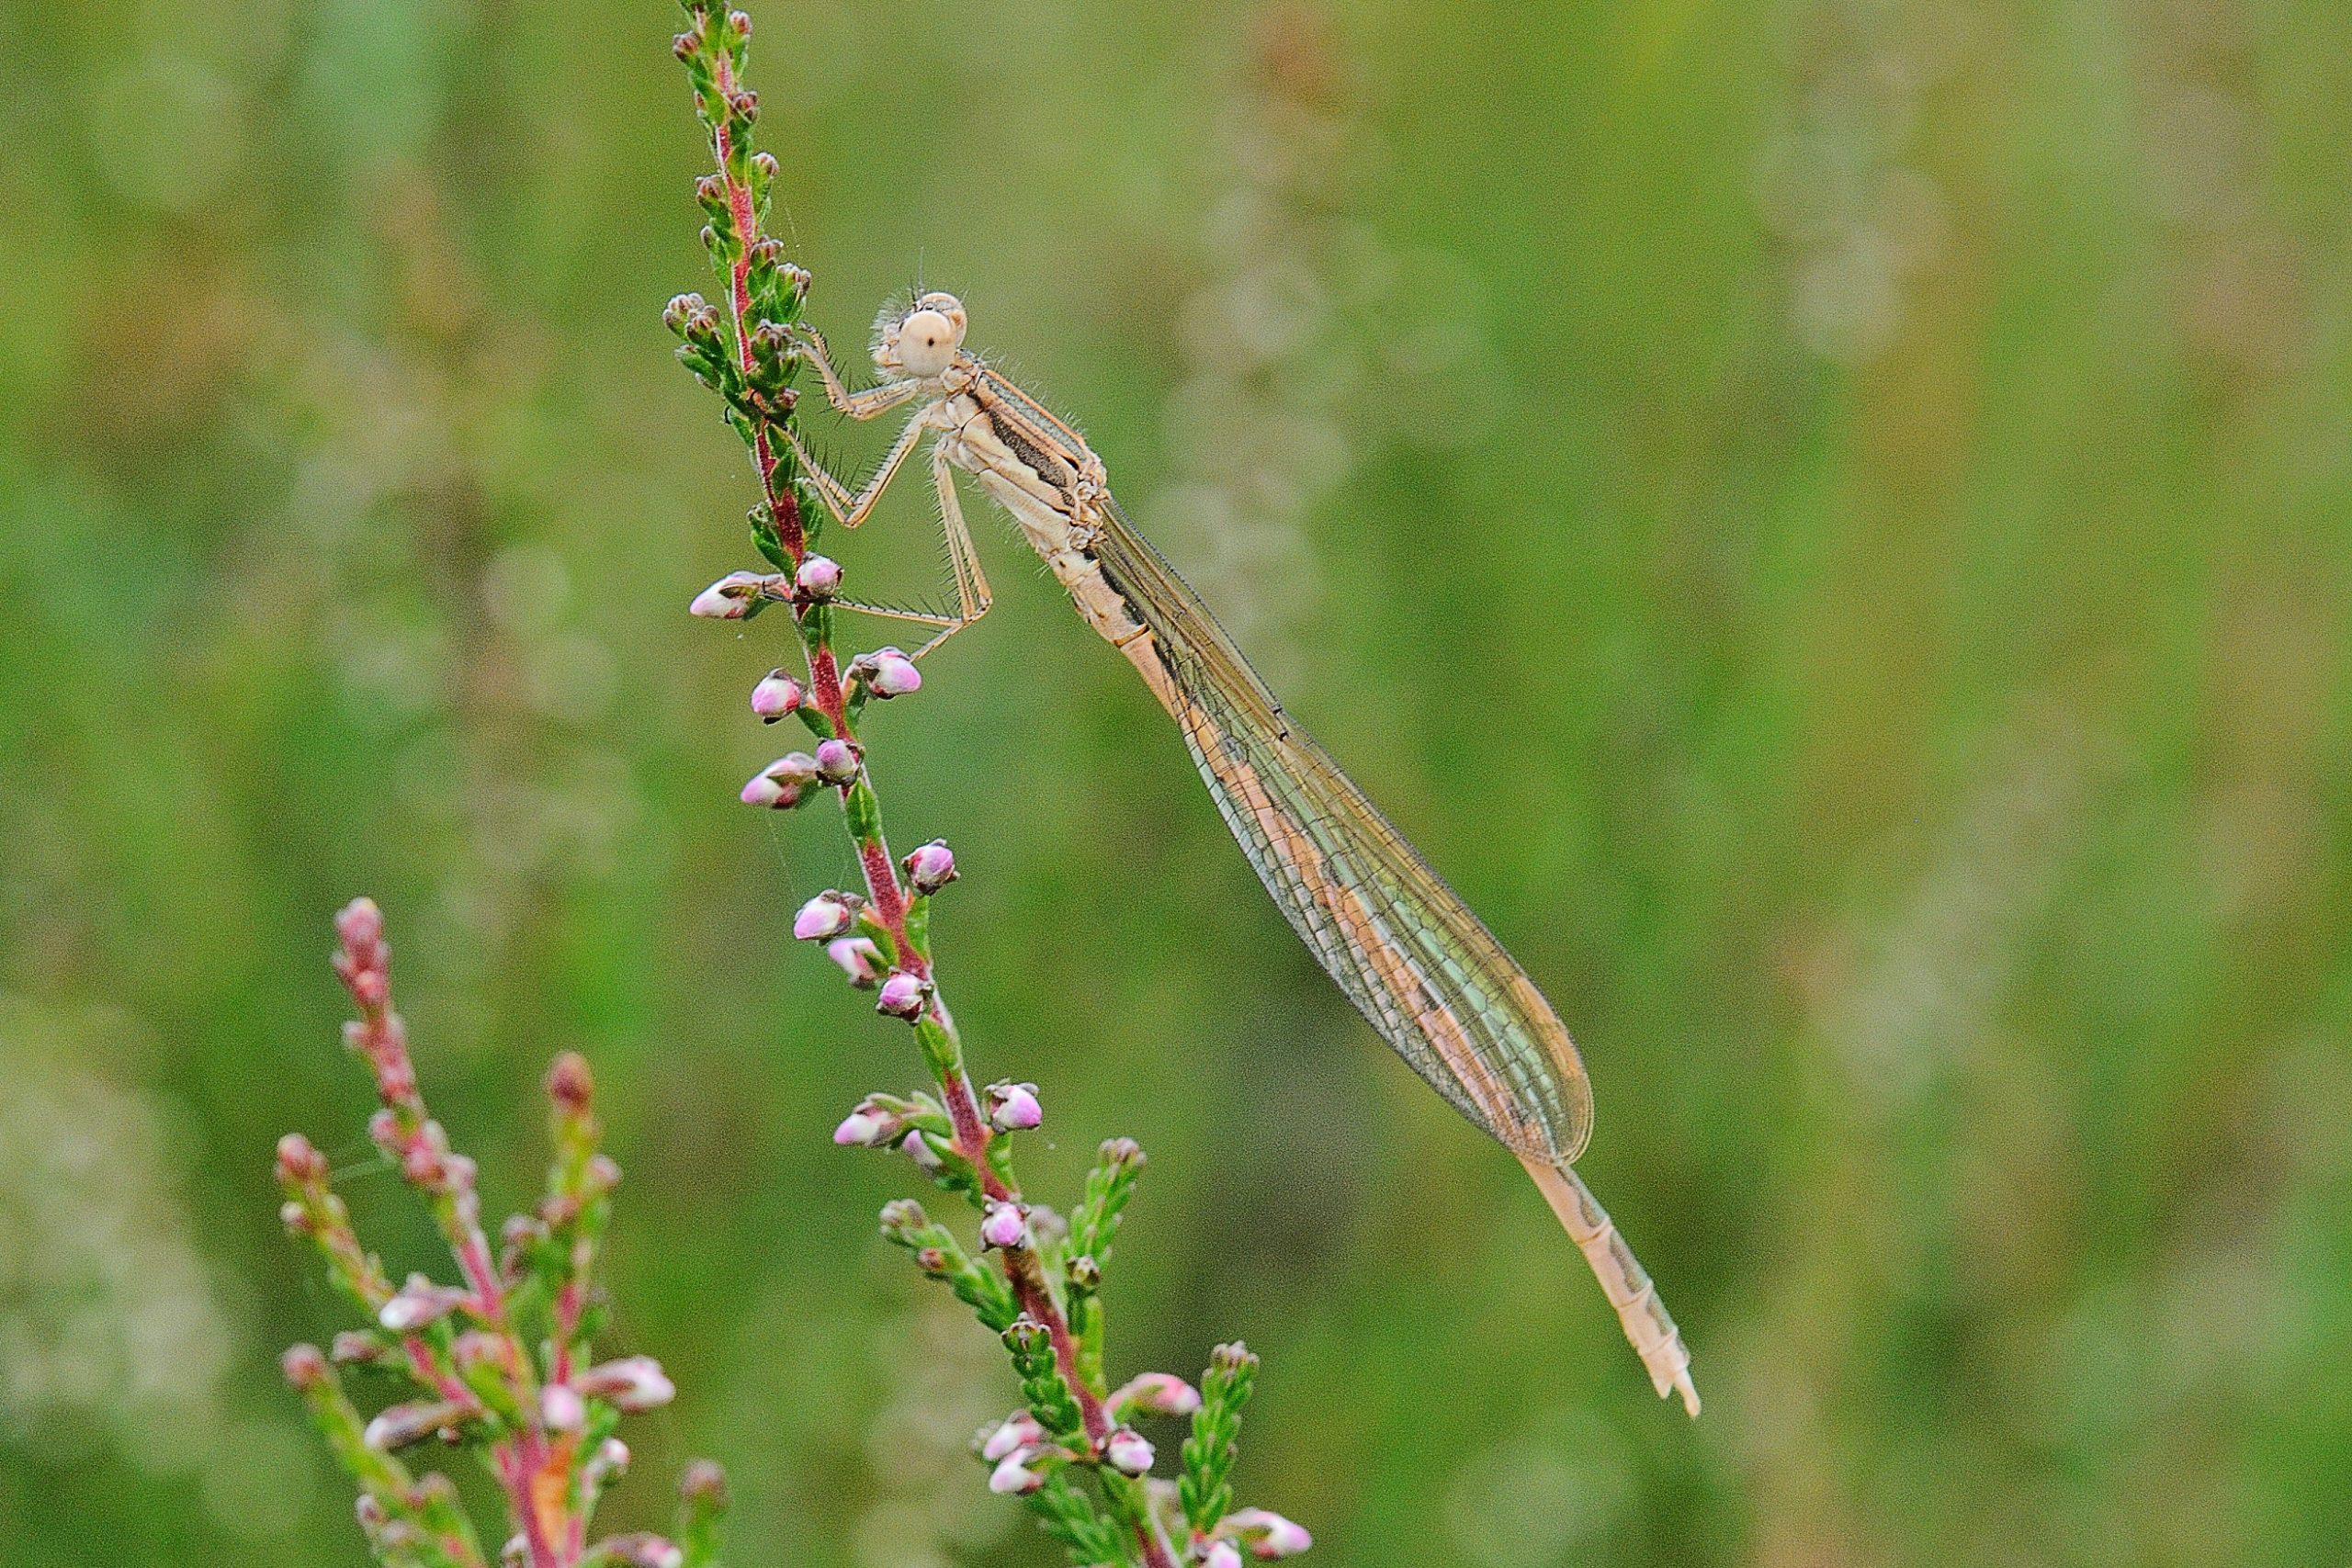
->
[277, 899, 727, 1568]
[669, 6, 1306, 1562]
[1178, 1344, 1258, 1538]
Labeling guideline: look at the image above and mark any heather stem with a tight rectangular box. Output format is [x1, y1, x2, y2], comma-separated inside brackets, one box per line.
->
[685, 10, 1175, 1561]
[709, 56, 800, 563]
[333, 908, 569, 1568]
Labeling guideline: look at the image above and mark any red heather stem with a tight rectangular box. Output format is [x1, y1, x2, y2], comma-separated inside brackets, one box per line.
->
[697, 25, 1172, 1568]
[456, 1234, 506, 1322]
[710, 48, 801, 567]
[707, 39, 862, 807]
[855, 834, 913, 955]
[940, 1065, 996, 1170]
[551, 1278, 585, 1385]
[335, 911, 567, 1568]
[401, 1337, 477, 1413]
[1014, 1260, 1114, 1437]
[707, 39, 914, 987]
[495, 1440, 564, 1568]
[337, 935, 510, 1325]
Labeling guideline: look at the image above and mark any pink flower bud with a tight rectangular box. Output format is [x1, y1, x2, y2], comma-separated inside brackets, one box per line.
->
[1109, 1371, 1201, 1419]
[1204, 1544, 1245, 1568]
[875, 970, 927, 1019]
[865, 649, 922, 697]
[980, 1411, 1046, 1461]
[742, 751, 819, 808]
[400, 1141, 443, 1188]
[597, 1535, 684, 1568]
[984, 1080, 1042, 1133]
[899, 1129, 945, 1175]
[795, 554, 842, 598]
[280, 1344, 330, 1389]
[690, 570, 769, 619]
[902, 839, 957, 893]
[364, 1399, 467, 1451]
[988, 1449, 1046, 1495]
[334, 897, 385, 953]
[832, 1099, 904, 1147]
[680, 1459, 725, 1506]
[824, 936, 887, 987]
[1224, 1508, 1313, 1558]
[813, 737, 861, 784]
[576, 1355, 676, 1412]
[378, 1275, 467, 1333]
[1101, 1427, 1154, 1475]
[547, 1052, 593, 1113]
[740, 772, 797, 809]
[540, 1382, 587, 1433]
[275, 1132, 329, 1186]
[793, 891, 855, 942]
[978, 1200, 1029, 1250]
[750, 669, 803, 720]
[584, 1437, 630, 1488]
[738, 771, 795, 808]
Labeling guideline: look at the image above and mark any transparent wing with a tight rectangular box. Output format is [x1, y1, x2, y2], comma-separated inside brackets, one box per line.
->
[1089, 496, 1593, 1166]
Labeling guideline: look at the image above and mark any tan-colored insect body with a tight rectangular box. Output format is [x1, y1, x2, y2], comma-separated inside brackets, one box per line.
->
[784, 295, 1698, 1416]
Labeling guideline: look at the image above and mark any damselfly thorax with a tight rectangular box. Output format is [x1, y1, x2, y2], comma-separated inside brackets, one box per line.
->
[927, 371, 1161, 662]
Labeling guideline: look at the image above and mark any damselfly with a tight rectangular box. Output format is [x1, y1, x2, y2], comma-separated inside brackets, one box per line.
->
[783, 293, 1698, 1415]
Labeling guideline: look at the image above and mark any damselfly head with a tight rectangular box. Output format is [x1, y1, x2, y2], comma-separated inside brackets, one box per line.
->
[873, 291, 967, 379]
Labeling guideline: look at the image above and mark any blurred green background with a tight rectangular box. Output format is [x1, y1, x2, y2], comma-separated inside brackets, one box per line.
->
[4, 0, 2350, 1562]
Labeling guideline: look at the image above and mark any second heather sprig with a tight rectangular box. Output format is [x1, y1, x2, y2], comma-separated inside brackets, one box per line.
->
[666, 7, 1306, 1565]
[277, 900, 728, 1568]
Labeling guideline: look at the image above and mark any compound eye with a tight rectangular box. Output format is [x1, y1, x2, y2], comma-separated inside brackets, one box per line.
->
[896, 308, 958, 377]
[915, 290, 966, 324]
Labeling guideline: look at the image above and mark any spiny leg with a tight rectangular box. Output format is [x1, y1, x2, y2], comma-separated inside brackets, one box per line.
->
[802, 447, 995, 662]
[786, 403, 933, 530]
[911, 442, 993, 660]
[830, 597, 968, 637]
[786, 321, 920, 420]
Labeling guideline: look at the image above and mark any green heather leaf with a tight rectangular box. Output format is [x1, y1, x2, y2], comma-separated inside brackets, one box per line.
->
[749, 508, 790, 570]
[1070, 1139, 1146, 1264]
[842, 777, 880, 840]
[1180, 1342, 1258, 1534]
[1025, 1472, 1130, 1566]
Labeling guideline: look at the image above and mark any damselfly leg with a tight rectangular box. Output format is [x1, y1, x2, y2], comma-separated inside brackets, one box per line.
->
[783, 330, 993, 660]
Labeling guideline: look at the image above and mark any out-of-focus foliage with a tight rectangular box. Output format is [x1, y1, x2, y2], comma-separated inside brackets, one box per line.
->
[1, 0, 2346, 1564]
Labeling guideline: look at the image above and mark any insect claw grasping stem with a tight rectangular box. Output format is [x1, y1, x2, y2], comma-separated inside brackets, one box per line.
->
[786, 320, 910, 420]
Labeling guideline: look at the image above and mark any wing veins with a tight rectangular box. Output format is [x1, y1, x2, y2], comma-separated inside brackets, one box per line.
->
[1090, 495, 1593, 1165]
